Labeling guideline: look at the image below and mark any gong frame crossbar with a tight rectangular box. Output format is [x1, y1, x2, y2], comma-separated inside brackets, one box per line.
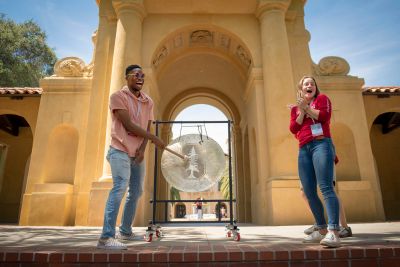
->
[151, 120, 236, 225]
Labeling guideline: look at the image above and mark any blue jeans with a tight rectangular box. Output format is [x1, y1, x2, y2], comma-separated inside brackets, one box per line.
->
[298, 138, 340, 230]
[100, 146, 145, 239]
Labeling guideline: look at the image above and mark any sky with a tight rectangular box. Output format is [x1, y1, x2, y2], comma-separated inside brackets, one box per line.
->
[1, 0, 399, 148]
[0, 0, 399, 86]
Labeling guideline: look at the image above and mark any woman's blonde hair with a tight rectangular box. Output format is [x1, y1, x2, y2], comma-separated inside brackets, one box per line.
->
[297, 76, 320, 98]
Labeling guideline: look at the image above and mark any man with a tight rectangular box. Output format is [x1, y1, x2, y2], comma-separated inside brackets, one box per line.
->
[97, 64, 165, 250]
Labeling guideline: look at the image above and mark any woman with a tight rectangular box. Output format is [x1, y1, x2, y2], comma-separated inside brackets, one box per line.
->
[289, 76, 341, 248]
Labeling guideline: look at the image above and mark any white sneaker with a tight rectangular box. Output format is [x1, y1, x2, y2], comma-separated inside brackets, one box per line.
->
[320, 232, 341, 248]
[303, 230, 325, 243]
[304, 225, 319, 235]
[117, 232, 136, 241]
[97, 237, 127, 250]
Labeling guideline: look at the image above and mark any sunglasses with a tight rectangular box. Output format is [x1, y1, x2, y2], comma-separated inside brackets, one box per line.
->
[127, 72, 145, 79]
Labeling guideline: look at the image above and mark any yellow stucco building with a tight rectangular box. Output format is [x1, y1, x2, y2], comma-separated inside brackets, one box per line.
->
[0, 0, 399, 226]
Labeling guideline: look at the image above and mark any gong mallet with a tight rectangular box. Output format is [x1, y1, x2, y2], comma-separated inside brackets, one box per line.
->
[164, 147, 189, 161]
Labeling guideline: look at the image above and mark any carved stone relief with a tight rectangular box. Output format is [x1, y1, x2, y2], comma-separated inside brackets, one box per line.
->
[190, 30, 213, 44]
[219, 34, 231, 50]
[151, 29, 253, 71]
[54, 57, 86, 77]
[236, 45, 251, 68]
[174, 34, 184, 48]
[313, 56, 350, 76]
[152, 46, 169, 68]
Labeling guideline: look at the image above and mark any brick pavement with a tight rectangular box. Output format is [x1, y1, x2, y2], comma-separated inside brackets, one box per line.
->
[0, 222, 399, 266]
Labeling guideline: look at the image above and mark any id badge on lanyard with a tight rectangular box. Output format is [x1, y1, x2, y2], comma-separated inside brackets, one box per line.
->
[309, 99, 324, 137]
[310, 119, 323, 137]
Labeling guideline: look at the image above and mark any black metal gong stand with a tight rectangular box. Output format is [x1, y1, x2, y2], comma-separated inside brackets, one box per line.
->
[144, 120, 240, 241]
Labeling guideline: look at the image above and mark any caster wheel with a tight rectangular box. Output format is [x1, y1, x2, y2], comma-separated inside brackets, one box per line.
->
[233, 233, 240, 241]
[227, 231, 231, 237]
[156, 230, 161, 237]
[144, 233, 153, 242]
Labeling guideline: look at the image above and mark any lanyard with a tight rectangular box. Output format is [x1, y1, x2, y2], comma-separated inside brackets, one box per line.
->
[128, 96, 141, 119]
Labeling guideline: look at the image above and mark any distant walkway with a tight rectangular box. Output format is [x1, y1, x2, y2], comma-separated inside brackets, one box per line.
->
[0, 222, 399, 266]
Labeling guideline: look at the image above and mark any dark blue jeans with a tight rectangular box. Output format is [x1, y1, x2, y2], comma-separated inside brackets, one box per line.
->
[298, 138, 340, 230]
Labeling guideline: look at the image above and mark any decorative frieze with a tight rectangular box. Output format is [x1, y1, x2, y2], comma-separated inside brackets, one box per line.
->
[152, 46, 169, 68]
[236, 45, 252, 68]
[151, 28, 253, 72]
[219, 34, 231, 50]
[190, 30, 213, 44]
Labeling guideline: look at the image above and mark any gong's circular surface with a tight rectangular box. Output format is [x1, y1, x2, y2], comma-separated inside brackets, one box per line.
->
[161, 134, 226, 192]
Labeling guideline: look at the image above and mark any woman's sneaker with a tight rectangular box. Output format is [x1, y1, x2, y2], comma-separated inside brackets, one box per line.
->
[339, 226, 352, 238]
[304, 225, 319, 235]
[320, 232, 341, 248]
[97, 237, 127, 250]
[303, 231, 325, 243]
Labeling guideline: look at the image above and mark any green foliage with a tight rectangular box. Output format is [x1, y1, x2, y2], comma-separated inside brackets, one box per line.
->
[218, 163, 232, 200]
[0, 14, 57, 87]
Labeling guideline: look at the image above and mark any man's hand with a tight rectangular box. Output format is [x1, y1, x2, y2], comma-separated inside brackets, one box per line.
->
[134, 148, 145, 163]
[151, 135, 166, 149]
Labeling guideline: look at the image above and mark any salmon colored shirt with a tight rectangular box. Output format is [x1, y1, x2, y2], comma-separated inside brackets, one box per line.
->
[109, 86, 154, 157]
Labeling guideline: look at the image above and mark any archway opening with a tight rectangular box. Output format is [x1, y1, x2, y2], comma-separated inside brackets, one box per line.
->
[0, 114, 32, 224]
[370, 112, 400, 220]
[152, 26, 252, 223]
[164, 104, 235, 221]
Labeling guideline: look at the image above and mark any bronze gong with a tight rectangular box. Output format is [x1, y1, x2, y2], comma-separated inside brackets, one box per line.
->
[161, 134, 226, 192]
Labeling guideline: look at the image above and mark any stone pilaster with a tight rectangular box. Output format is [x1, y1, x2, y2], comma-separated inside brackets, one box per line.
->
[76, 0, 117, 226]
[256, 0, 298, 179]
[101, 0, 146, 181]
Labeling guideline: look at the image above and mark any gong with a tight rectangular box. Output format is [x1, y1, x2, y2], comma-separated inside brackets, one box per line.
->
[161, 134, 226, 192]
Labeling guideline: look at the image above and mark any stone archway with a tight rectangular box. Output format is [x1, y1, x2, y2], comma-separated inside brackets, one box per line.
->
[370, 112, 400, 220]
[148, 24, 254, 223]
[0, 114, 33, 223]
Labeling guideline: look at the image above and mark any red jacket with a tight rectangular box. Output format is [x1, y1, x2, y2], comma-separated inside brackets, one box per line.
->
[290, 94, 332, 148]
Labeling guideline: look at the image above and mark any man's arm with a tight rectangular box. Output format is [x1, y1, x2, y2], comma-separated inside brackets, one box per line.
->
[114, 109, 165, 148]
[138, 120, 152, 151]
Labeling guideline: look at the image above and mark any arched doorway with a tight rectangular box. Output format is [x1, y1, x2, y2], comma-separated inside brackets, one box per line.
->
[0, 114, 33, 223]
[175, 203, 186, 218]
[150, 25, 253, 223]
[370, 112, 400, 220]
[165, 104, 234, 222]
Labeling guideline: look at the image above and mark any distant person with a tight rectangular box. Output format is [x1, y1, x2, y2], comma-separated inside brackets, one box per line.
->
[289, 76, 341, 248]
[97, 64, 165, 250]
[195, 197, 203, 220]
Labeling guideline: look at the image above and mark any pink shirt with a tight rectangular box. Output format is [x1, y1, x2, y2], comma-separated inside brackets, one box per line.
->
[289, 93, 332, 147]
[109, 86, 154, 157]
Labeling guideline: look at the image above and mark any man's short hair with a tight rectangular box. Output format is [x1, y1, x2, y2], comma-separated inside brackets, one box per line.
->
[125, 64, 142, 76]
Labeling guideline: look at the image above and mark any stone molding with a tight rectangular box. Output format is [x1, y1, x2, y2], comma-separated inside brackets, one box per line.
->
[112, 0, 146, 21]
[256, 0, 291, 19]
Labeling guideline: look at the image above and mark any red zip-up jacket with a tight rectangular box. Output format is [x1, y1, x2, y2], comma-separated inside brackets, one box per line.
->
[289, 93, 332, 148]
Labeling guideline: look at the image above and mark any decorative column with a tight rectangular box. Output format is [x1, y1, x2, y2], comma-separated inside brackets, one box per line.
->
[256, 0, 298, 179]
[101, 0, 146, 181]
[87, 0, 146, 226]
[75, 0, 117, 226]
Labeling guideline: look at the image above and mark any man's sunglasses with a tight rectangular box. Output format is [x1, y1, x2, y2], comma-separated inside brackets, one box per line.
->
[127, 73, 145, 79]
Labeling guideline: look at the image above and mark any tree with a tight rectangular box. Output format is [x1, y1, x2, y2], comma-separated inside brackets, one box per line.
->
[0, 14, 57, 87]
